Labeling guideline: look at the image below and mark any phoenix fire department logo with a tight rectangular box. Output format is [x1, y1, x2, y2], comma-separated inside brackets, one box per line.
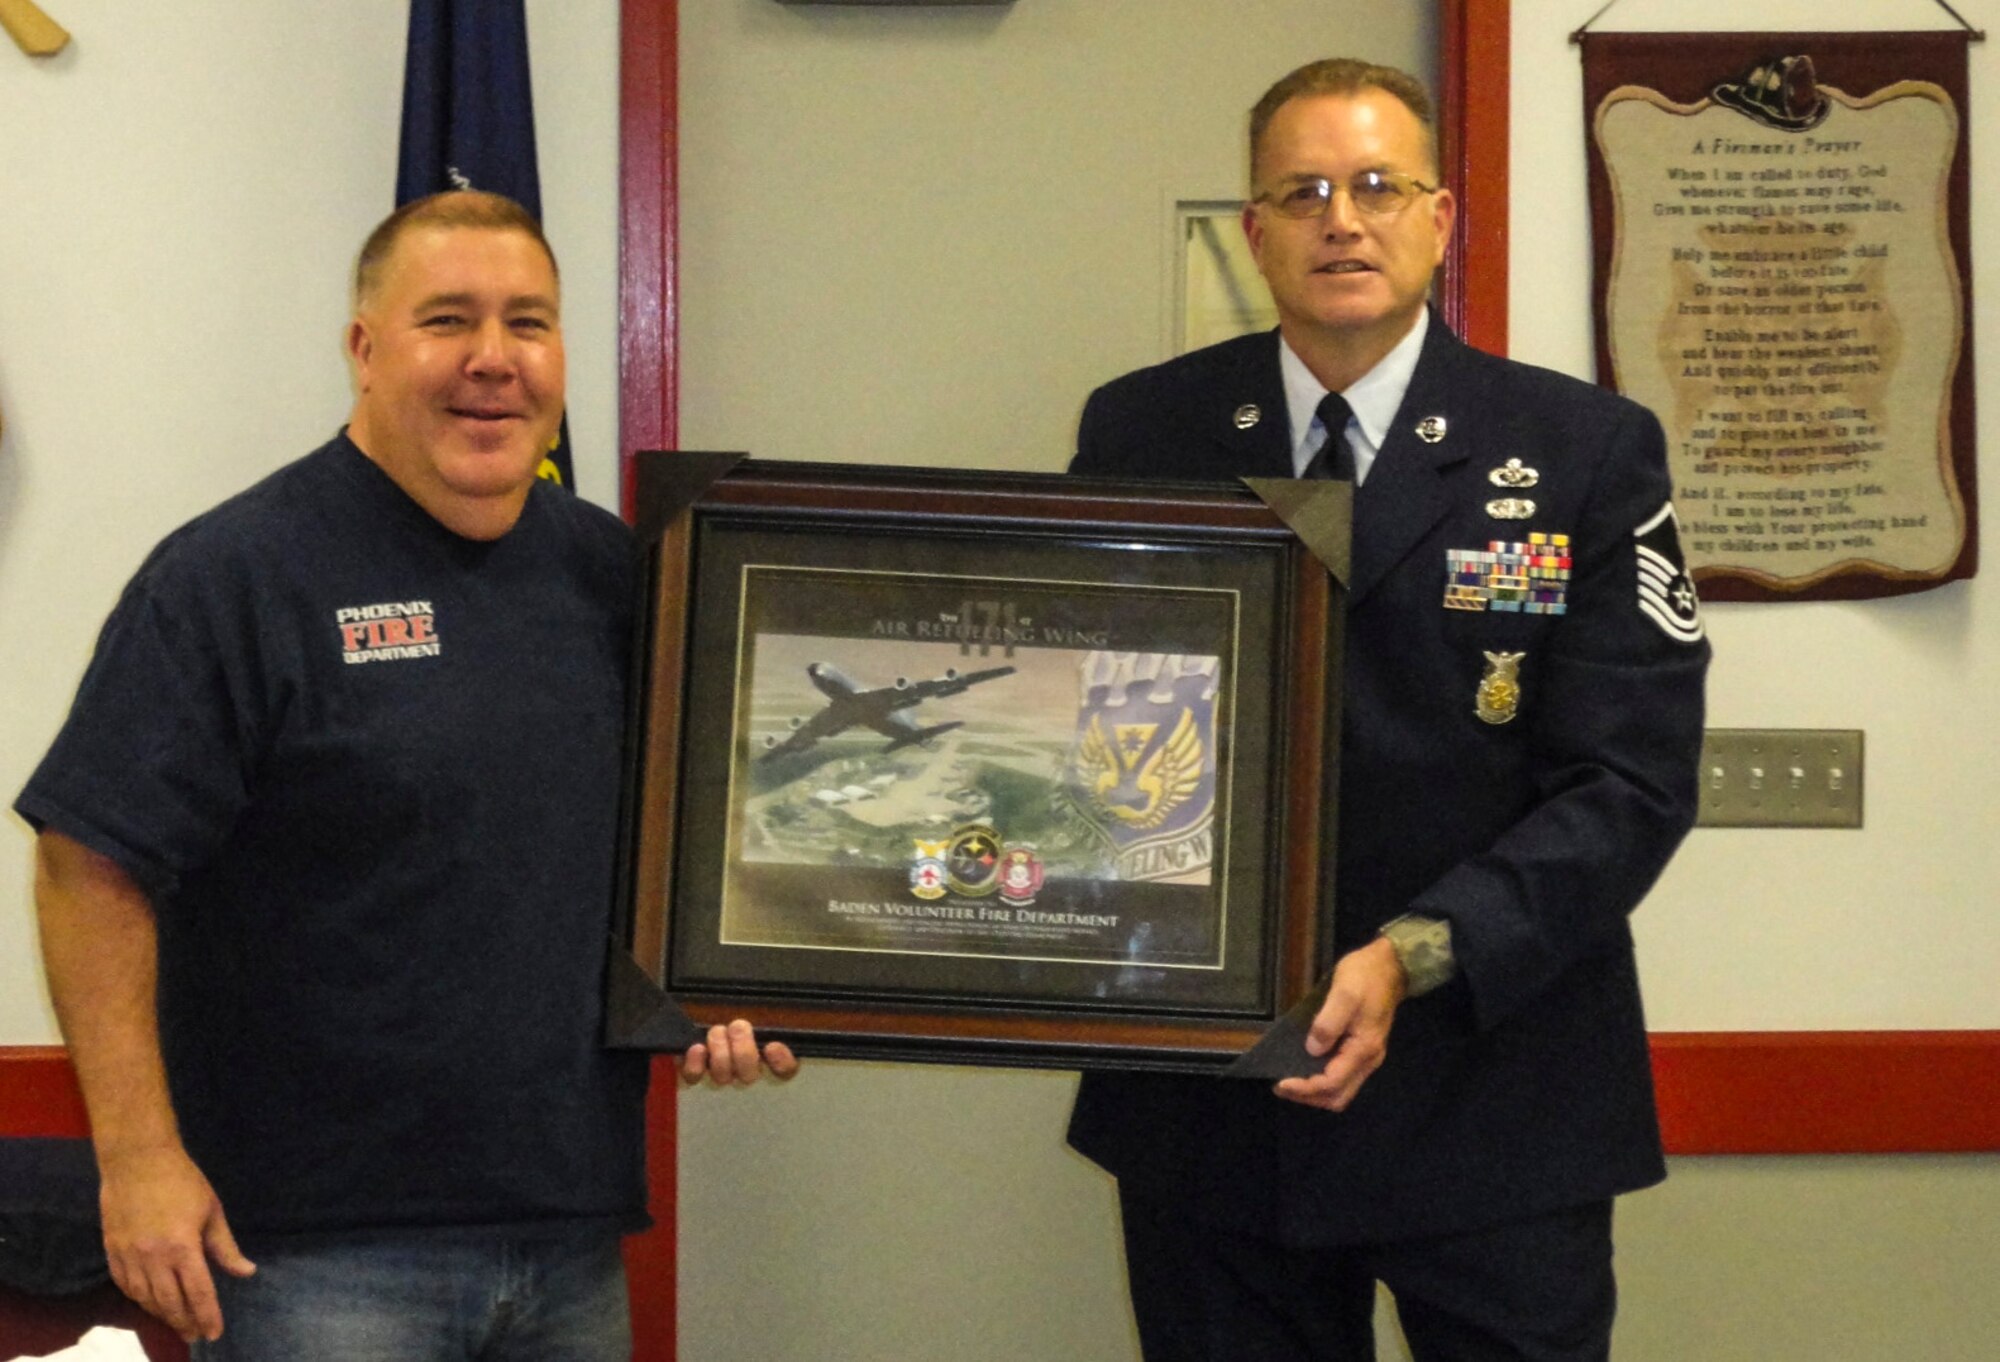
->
[334, 600, 441, 665]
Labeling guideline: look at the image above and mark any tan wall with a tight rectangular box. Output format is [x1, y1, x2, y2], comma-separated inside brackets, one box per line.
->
[676, 0, 1434, 471]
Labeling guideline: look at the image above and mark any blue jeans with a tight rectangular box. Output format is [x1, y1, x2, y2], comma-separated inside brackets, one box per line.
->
[194, 1229, 630, 1362]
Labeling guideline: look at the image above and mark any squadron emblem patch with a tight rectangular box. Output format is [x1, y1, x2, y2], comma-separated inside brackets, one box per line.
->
[1634, 503, 1704, 643]
[1067, 653, 1219, 884]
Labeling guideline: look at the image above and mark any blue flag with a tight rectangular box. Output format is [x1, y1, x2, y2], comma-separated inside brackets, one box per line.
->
[396, 0, 572, 488]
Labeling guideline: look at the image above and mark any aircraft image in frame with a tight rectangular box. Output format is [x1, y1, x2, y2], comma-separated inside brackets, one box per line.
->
[757, 660, 1017, 762]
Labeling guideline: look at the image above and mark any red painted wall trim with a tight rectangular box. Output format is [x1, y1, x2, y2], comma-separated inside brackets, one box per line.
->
[10, 1038, 1998, 1159]
[624, 1056, 680, 1362]
[1437, 0, 1510, 355]
[619, 0, 679, 515]
[618, 7, 683, 1358]
[0, 1046, 86, 1136]
[1651, 1032, 2000, 1154]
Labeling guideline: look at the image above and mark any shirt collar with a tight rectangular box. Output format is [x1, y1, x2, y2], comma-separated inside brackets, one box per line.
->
[1278, 309, 1430, 482]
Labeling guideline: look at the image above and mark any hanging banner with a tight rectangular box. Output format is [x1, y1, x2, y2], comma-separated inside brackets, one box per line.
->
[1583, 32, 1976, 601]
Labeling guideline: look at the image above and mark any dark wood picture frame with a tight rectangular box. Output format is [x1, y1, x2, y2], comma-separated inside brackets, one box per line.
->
[607, 456, 1349, 1071]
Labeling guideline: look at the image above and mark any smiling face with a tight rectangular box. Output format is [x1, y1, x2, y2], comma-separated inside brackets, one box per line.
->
[1244, 89, 1454, 387]
[345, 224, 564, 540]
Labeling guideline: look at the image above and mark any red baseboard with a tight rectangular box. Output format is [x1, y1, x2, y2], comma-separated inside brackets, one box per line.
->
[1650, 1031, 2000, 1154]
[3, 1033, 1990, 1359]
[9, 1034, 1996, 1157]
[0, 1045, 86, 1135]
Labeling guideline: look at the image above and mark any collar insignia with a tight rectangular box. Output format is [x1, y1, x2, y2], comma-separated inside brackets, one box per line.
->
[1415, 415, 1447, 444]
[1232, 404, 1262, 430]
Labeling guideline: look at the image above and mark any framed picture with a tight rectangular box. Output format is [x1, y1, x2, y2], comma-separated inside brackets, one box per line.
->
[607, 456, 1347, 1072]
[1175, 200, 1278, 355]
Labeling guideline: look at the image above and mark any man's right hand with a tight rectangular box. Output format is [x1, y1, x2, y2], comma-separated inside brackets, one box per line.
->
[35, 831, 255, 1341]
[679, 1018, 800, 1088]
[98, 1144, 256, 1343]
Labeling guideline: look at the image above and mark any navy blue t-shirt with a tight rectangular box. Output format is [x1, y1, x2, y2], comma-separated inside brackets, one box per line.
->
[18, 433, 648, 1247]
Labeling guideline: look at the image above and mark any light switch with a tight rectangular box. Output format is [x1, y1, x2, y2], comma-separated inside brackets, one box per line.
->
[1696, 729, 1863, 828]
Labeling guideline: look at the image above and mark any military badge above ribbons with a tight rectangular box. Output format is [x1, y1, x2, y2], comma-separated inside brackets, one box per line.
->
[607, 456, 1351, 1073]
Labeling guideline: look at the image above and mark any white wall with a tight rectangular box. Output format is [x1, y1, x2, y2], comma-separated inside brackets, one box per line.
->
[1515, 0, 2000, 1033]
[1508, 8, 2000, 1351]
[0, 0, 622, 1044]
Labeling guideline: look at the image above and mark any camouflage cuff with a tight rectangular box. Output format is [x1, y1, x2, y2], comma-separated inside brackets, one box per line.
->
[1380, 913, 1456, 998]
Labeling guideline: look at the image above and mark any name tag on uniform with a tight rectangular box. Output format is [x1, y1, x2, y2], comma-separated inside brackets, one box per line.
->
[1443, 534, 1572, 614]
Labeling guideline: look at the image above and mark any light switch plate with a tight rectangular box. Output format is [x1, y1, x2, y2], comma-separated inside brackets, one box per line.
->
[1697, 729, 1863, 828]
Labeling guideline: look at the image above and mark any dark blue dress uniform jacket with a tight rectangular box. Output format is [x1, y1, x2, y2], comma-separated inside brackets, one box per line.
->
[1066, 318, 1710, 1246]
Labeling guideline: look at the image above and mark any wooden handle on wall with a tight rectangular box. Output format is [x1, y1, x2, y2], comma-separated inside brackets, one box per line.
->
[0, 0, 70, 57]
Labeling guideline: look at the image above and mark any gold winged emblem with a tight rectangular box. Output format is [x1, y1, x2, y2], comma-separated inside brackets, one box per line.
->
[1074, 707, 1206, 829]
[1476, 651, 1526, 725]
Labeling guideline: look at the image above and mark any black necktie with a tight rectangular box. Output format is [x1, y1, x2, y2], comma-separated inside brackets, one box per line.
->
[1304, 391, 1355, 481]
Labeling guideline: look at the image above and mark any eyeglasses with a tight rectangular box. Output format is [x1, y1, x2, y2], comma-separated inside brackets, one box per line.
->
[1254, 170, 1439, 219]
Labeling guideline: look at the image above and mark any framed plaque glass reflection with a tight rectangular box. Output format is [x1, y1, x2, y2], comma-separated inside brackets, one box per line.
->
[607, 456, 1346, 1072]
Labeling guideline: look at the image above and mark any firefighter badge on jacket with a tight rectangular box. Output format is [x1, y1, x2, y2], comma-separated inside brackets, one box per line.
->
[1476, 651, 1526, 725]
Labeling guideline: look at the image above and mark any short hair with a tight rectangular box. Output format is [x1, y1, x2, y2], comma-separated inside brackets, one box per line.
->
[352, 190, 559, 308]
[1248, 58, 1439, 188]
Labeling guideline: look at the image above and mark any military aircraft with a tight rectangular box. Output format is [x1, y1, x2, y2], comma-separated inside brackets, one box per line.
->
[758, 661, 1016, 761]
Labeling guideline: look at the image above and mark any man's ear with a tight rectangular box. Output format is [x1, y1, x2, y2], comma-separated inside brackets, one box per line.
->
[1241, 202, 1266, 267]
[345, 318, 372, 384]
[1429, 187, 1457, 267]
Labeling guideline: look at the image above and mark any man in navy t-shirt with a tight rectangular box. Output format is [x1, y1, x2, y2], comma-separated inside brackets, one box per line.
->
[19, 191, 794, 1358]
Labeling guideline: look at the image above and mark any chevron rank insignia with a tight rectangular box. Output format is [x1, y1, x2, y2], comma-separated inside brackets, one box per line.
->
[1444, 534, 1572, 614]
[1634, 503, 1704, 643]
